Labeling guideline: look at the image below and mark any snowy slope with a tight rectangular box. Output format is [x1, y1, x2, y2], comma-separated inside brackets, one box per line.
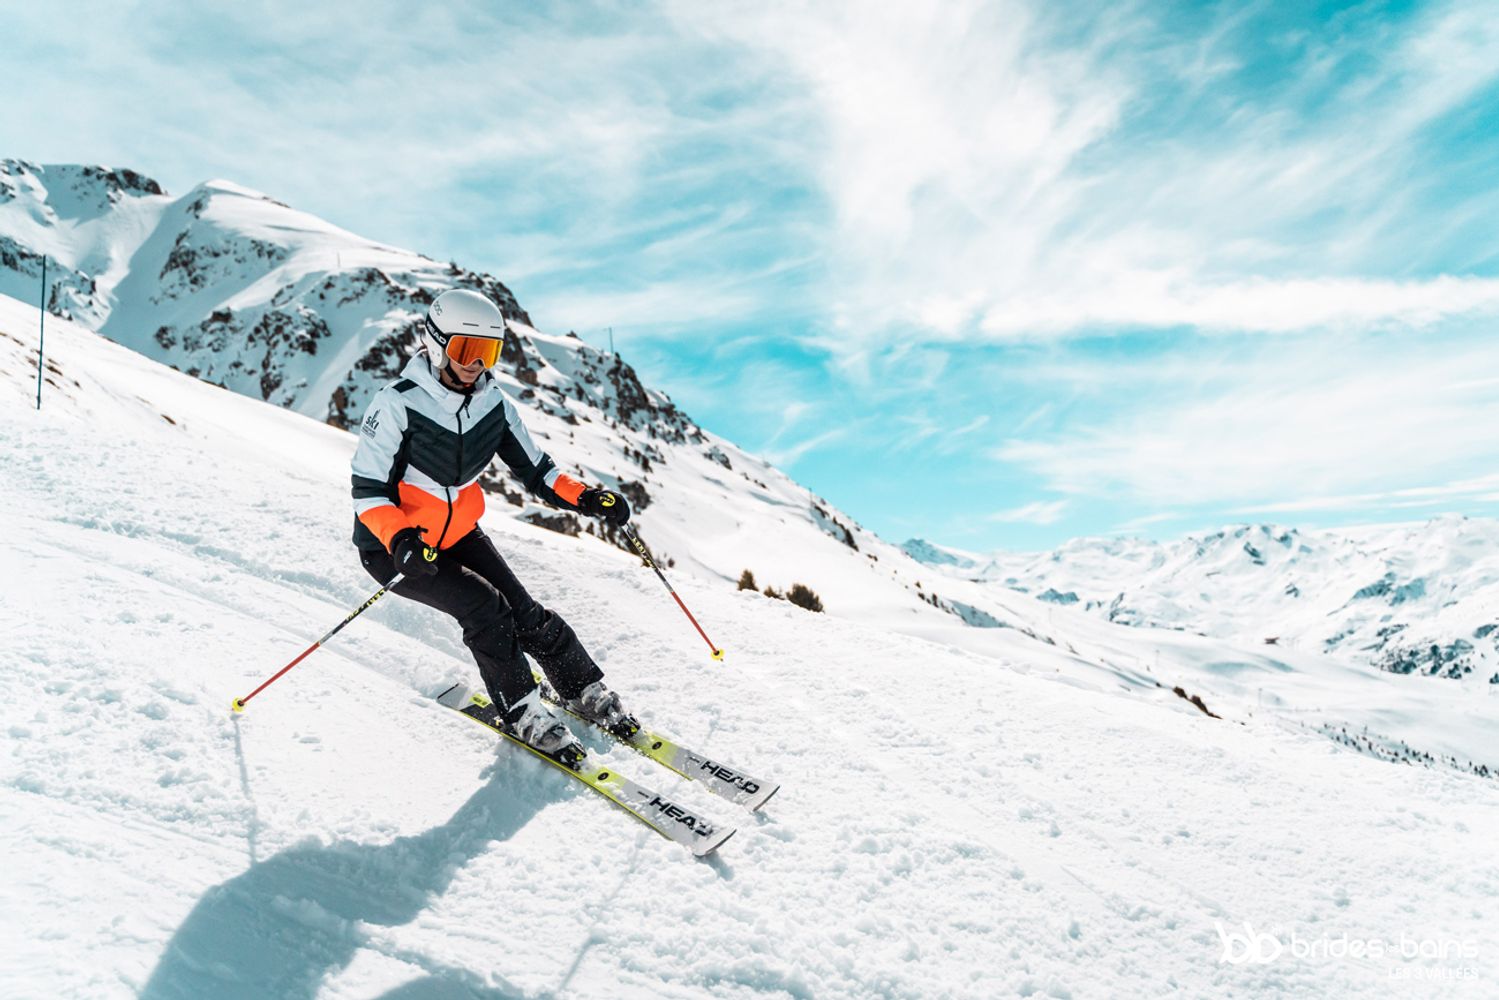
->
[5, 303, 1499, 997]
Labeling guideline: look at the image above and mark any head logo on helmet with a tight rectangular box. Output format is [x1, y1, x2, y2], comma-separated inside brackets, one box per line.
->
[422, 289, 507, 371]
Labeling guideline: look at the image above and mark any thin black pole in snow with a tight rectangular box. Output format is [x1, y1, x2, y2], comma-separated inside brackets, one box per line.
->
[35, 257, 46, 411]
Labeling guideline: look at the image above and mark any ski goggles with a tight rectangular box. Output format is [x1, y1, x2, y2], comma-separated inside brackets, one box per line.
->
[445, 334, 503, 368]
[426, 314, 505, 368]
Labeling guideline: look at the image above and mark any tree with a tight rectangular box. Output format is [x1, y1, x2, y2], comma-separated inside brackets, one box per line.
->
[738, 569, 757, 591]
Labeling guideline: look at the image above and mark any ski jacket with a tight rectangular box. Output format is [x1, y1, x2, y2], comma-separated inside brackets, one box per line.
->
[350, 355, 586, 552]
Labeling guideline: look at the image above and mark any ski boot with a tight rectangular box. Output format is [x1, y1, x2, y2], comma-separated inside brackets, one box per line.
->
[505, 687, 585, 768]
[565, 679, 640, 740]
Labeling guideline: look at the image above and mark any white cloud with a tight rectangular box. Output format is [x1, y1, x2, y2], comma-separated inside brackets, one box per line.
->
[989, 499, 1069, 525]
[5, 2, 802, 306]
[1233, 473, 1499, 516]
[670, 0, 1499, 345]
[759, 425, 852, 469]
[1110, 511, 1182, 533]
[16, 0, 1497, 354]
[977, 274, 1499, 339]
[994, 336, 1499, 510]
[523, 276, 762, 335]
[952, 414, 991, 437]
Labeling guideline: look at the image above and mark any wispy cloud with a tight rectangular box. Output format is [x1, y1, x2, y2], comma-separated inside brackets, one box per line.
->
[523, 276, 763, 334]
[1111, 511, 1182, 534]
[994, 334, 1499, 510]
[759, 425, 852, 470]
[674, 0, 1499, 345]
[6, 2, 813, 332]
[989, 499, 1070, 525]
[977, 275, 1499, 339]
[1234, 473, 1499, 516]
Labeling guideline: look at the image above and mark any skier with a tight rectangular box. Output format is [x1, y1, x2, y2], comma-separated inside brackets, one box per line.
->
[351, 288, 635, 762]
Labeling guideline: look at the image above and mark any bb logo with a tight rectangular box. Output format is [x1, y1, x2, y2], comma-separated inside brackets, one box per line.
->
[1216, 922, 1283, 964]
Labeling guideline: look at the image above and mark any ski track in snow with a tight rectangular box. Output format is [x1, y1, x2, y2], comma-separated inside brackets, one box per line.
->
[3, 303, 1498, 998]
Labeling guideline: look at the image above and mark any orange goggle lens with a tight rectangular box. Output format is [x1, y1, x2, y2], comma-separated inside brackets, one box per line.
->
[446, 335, 502, 368]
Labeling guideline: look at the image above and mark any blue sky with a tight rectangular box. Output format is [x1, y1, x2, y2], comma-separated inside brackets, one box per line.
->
[9, 0, 1499, 552]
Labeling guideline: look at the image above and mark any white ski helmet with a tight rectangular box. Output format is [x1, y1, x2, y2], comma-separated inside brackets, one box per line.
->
[422, 288, 508, 370]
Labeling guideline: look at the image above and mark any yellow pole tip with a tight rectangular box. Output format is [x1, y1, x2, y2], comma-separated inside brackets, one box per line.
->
[231, 698, 245, 713]
[712, 649, 725, 661]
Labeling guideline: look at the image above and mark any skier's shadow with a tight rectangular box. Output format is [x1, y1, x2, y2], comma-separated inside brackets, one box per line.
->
[140, 756, 548, 1000]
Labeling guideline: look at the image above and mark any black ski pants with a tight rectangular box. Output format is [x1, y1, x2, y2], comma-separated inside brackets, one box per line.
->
[360, 527, 603, 716]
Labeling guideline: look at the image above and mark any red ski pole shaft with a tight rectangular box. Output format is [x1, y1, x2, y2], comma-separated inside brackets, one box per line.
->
[232, 575, 403, 712]
[622, 525, 724, 662]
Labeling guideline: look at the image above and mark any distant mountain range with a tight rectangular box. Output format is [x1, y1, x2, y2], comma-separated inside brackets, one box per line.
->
[904, 517, 1499, 686]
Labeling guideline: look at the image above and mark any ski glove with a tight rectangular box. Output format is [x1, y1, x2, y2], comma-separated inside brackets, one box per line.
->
[577, 487, 631, 526]
[390, 526, 439, 577]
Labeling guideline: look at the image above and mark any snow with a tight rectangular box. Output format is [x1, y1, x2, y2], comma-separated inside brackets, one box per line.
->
[5, 296, 1498, 997]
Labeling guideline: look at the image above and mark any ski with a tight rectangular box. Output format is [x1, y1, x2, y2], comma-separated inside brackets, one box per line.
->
[536, 675, 780, 812]
[436, 684, 734, 858]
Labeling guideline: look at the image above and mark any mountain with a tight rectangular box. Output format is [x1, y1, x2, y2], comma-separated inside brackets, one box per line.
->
[0, 158, 913, 620]
[0, 158, 530, 423]
[907, 520, 1499, 685]
[5, 293, 1496, 998]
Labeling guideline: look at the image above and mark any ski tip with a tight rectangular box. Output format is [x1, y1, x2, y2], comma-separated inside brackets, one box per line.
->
[694, 826, 736, 858]
[435, 684, 469, 710]
[747, 784, 780, 813]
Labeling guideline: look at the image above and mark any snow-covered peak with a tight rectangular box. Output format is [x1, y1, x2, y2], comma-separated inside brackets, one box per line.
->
[900, 537, 983, 571]
[0, 159, 166, 216]
[0, 160, 176, 326]
[923, 517, 1499, 686]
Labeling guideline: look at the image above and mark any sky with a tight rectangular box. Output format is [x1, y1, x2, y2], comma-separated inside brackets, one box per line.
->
[7, 0, 1499, 553]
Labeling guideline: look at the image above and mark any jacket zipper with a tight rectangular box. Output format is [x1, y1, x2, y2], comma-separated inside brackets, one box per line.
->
[435, 400, 467, 549]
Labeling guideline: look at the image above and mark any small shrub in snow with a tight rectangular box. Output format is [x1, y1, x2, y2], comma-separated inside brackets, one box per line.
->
[787, 584, 823, 614]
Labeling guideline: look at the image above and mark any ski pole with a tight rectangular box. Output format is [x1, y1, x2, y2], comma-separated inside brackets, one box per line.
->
[621, 524, 724, 661]
[231, 574, 403, 712]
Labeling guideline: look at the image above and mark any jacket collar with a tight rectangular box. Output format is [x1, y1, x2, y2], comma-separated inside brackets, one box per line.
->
[400, 355, 496, 414]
